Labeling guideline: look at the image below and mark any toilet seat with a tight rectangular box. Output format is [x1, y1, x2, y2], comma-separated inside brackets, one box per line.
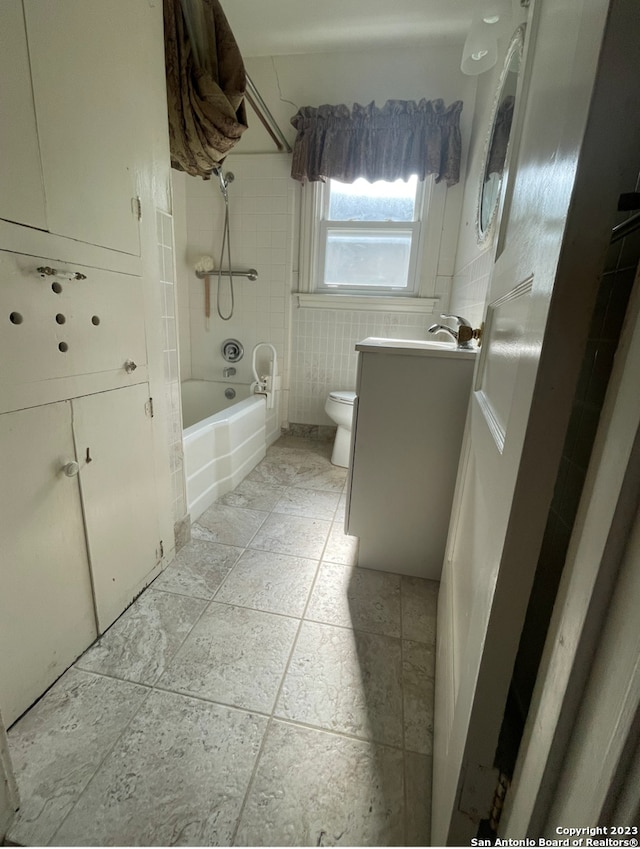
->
[328, 390, 356, 405]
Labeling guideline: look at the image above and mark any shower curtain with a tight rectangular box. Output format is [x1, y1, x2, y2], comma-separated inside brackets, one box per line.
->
[164, 0, 248, 178]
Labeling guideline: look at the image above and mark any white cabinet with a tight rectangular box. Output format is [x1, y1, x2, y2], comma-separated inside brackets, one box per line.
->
[346, 338, 475, 580]
[0, 383, 162, 724]
[0, 249, 148, 414]
[0, 1, 47, 232]
[0, 0, 144, 257]
[74, 384, 161, 632]
[0, 402, 97, 726]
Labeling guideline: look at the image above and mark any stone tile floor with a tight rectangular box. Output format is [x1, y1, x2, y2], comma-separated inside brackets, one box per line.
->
[6, 437, 436, 847]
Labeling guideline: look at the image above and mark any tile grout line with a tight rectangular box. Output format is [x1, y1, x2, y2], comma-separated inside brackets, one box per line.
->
[230, 465, 337, 845]
[45, 678, 156, 847]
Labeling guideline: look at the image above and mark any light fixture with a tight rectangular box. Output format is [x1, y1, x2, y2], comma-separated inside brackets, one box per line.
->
[461, 0, 513, 76]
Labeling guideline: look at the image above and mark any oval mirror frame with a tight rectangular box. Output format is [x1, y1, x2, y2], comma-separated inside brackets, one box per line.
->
[477, 24, 526, 244]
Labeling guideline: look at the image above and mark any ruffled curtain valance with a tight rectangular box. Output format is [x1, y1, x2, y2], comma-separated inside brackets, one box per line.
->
[290, 99, 463, 186]
[164, 0, 248, 179]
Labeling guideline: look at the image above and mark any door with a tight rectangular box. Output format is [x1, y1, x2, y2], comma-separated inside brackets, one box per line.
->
[0, 0, 46, 230]
[23, 0, 144, 255]
[432, 0, 640, 843]
[72, 384, 162, 633]
[0, 402, 97, 727]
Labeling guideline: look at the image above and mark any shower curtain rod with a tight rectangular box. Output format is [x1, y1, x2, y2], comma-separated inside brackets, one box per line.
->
[245, 73, 292, 154]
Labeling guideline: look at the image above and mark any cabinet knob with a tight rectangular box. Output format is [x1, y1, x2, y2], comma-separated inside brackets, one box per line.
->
[124, 359, 137, 373]
[63, 461, 80, 477]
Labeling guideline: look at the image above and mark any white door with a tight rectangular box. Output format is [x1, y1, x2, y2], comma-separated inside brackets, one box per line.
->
[0, 402, 97, 727]
[23, 0, 143, 255]
[0, 1, 46, 231]
[432, 0, 639, 843]
[72, 384, 162, 633]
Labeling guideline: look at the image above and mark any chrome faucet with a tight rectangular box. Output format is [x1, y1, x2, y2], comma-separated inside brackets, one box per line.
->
[428, 314, 476, 349]
[223, 366, 236, 378]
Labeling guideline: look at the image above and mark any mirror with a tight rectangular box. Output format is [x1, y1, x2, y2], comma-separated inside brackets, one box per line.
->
[477, 24, 525, 242]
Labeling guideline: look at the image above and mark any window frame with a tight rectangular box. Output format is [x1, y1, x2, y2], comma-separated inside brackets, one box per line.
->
[298, 174, 440, 306]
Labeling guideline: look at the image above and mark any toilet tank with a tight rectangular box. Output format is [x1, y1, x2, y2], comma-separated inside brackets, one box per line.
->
[346, 338, 476, 580]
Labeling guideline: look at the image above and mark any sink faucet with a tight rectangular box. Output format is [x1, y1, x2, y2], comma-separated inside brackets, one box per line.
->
[428, 314, 476, 349]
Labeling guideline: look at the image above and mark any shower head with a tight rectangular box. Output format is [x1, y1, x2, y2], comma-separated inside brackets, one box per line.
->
[212, 167, 234, 196]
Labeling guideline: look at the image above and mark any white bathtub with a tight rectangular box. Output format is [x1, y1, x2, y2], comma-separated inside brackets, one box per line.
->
[181, 379, 280, 522]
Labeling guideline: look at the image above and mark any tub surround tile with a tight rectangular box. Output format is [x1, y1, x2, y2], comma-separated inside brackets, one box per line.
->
[76, 589, 207, 686]
[405, 752, 433, 846]
[273, 486, 340, 520]
[7, 669, 149, 848]
[250, 513, 332, 560]
[214, 549, 318, 617]
[158, 603, 299, 714]
[51, 690, 268, 847]
[323, 522, 359, 566]
[401, 576, 439, 644]
[152, 539, 242, 599]
[195, 503, 267, 547]
[306, 563, 401, 637]
[276, 621, 403, 747]
[403, 641, 435, 755]
[235, 720, 405, 847]
[218, 479, 288, 511]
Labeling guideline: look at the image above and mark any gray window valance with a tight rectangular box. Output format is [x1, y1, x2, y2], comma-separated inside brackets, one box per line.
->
[290, 99, 463, 186]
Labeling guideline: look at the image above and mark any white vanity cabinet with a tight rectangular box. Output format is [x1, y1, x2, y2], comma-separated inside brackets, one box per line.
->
[346, 338, 476, 580]
[0, 0, 150, 261]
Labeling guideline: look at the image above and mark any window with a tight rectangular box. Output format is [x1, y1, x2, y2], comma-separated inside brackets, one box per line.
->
[314, 176, 425, 297]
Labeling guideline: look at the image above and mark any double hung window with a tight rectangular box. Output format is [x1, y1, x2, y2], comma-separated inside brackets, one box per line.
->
[314, 176, 425, 297]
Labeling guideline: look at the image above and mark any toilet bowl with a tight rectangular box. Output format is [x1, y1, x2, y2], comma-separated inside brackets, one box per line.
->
[324, 390, 356, 467]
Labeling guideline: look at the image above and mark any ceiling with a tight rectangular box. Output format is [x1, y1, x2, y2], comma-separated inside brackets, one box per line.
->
[222, 0, 477, 57]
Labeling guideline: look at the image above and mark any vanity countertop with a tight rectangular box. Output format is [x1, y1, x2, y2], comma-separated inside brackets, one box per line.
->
[355, 337, 478, 359]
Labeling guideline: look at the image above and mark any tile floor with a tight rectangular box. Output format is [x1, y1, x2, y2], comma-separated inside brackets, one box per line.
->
[6, 437, 436, 847]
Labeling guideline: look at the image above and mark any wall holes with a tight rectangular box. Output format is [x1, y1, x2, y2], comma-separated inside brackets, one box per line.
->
[91, 315, 100, 325]
[51, 282, 63, 294]
[58, 342, 69, 353]
[55, 313, 66, 324]
[9, 312, 23, 324]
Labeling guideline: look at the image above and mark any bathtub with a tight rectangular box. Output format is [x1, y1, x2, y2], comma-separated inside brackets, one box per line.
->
[181, 379, 280, 522]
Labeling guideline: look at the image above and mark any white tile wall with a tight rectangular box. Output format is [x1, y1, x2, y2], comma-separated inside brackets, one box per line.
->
[448, 246, 493, 328]
[182, 155, 298, 427]
[156, 209, 187, 525]
[290, 307, 438, 424]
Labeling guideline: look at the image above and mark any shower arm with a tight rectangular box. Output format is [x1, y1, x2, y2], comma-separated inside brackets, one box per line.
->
[195, 268, 258, 282]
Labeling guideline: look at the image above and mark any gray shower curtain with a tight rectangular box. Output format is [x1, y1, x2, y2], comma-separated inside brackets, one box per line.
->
[164, 0, 248, 178]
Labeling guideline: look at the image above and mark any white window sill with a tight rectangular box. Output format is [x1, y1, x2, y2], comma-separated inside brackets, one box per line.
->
[293, 293, 440, 313]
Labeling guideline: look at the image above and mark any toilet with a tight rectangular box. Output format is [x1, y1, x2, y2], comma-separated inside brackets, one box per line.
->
[324, 390, 357, 467]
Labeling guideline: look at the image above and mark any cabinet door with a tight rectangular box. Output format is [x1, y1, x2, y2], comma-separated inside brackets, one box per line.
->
[72, 384, 161, 632]
[0, 0, 47, 230]
[0, 402, 97, 726]
[0, 249, 148, 415]
[23, 0, 143, 256]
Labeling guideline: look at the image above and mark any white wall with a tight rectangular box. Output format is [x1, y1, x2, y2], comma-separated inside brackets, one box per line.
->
[174, 42, 477, 426]
[449, 14, 528, 325]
